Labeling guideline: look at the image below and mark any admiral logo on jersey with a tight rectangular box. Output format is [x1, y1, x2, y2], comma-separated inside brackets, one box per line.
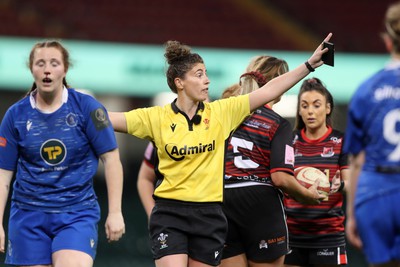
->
[40, 139, 67, 165]
[165, 140, 215, 161]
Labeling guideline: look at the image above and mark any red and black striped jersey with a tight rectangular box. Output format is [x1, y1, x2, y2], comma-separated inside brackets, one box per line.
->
[284, 126, 349, 248]
[224, 105, 294, 187]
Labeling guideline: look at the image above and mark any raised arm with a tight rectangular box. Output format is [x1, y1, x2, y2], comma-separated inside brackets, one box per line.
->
[249, 33, 332, 111]
[109, 111, 128, 133]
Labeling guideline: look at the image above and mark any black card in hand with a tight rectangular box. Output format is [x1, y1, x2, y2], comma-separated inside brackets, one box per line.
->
[322, 42, 334, 66]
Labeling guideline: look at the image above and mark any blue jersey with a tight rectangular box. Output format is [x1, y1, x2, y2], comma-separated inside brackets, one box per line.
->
[344, 60, 400, 204]
[0, 88, 117, 212]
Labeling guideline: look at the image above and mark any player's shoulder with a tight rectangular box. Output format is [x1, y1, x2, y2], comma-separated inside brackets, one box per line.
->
[68, 88, 97, 102]
[354, 68, 393, 100]
[5, 95, 30, 115]
[67, 88, 104, 111]
[330, 128, 345, 138]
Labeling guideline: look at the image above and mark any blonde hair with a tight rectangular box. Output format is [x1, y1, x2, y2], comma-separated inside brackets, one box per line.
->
[240, 56, 288, 95]
[385, 1, 400, 52]
[221, 83, 242, 99]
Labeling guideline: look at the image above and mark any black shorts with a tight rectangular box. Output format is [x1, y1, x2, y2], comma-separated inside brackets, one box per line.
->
[222, 185, 289, 262]
[149, 199, 227, 266]
[284, 246, 348, 265]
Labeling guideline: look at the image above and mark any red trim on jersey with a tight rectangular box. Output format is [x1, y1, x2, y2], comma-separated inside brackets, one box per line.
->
[301, 126, 332, 144]
[270, 167, 294, 175]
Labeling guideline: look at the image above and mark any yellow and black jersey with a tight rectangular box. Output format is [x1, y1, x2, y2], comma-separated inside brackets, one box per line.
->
[124, 94, 250, 202]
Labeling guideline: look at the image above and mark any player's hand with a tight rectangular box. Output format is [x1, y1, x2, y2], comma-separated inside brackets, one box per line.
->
[346, 216, 363, 250]
[296, 179, 326, 205]
[307, 33, 333, 69]
[330, 170, 342, 194]
[105, 212, 125, 242]
[0, 225, 5, 253]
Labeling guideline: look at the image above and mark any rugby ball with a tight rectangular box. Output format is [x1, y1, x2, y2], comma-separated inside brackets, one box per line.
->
[294, 166, 330, 201]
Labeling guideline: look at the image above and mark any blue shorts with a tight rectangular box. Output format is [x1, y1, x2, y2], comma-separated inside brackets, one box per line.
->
[355, 191, 400, 264]
[5, 202, 100, 266]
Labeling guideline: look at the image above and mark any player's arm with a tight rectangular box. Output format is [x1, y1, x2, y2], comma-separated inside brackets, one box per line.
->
[340, 168, 350, 192]
[0, 168, 13, 253]
[108, 112, 127, 133]
[272, 171, 324, 204]
[346, 151, 365, 250]
[100, 148, 125, 242]
[270, 120, 324, 204]
[137, 161, 156, 220]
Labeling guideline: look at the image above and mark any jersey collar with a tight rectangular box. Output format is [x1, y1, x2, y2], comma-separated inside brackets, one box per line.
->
[29, 86, 68, 109]
[171, 99, 205, 115]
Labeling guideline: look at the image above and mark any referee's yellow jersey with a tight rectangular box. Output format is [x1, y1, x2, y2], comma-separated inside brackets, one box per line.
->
[125, 94, 250, 203]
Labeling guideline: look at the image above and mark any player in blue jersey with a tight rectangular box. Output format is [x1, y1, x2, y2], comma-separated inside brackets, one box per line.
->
[344, 2, 400, 266]
[0, 40, 125, 266]
[110, 35, 332, 267]
[284, 78, 349, 266]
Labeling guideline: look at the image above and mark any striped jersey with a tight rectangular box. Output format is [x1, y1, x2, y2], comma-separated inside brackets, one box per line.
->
[284, 126, 349, 248]
[0, 88, 117, 212]
[124, 95, 250, 203]
[224, 104, 294, 187]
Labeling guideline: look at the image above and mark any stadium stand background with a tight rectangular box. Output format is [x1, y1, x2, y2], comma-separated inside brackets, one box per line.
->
[0, 0, 394, 266]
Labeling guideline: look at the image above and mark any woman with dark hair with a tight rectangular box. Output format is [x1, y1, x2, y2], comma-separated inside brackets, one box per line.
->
[284, 78, 349, 267]
[110, 35, 332, 267]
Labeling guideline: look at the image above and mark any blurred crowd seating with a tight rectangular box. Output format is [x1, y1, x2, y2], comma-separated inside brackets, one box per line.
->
[0, 0, 395, 53]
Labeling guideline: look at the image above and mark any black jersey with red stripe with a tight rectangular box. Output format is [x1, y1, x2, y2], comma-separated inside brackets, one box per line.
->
[224, 105, 294, 186]
[284, 126, 349, 248]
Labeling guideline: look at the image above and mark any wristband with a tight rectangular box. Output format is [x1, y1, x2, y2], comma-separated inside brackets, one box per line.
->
[338, 180, 345, 192]
[305, 61, 315, 72]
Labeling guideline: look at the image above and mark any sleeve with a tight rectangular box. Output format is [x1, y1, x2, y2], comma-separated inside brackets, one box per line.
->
[343, 85, 368, 155]
[270, 118, 295, 174]
[84, 96, 118, 156]
[212, 95, 251, 137]
[0, 108, 19, 170]
[124, 106, 159, 140]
